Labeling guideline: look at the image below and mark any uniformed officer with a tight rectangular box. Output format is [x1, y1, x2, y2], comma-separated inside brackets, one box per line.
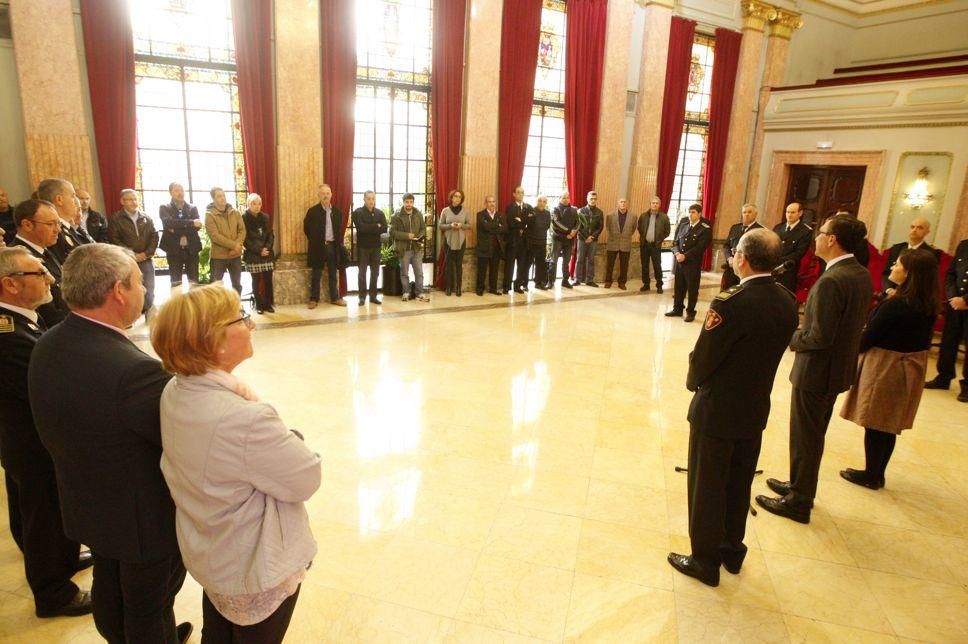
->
[721, 203, 763, 289]
[925, 238, 968, 401]
[771, 202, 813, 293]
[668, 229, 798, 587]
[881, 217, 940, 291]
[37, 178, 84, 265]
[8, 199, 70, 326]
[0, 247, 93, 618]
[666, 203, 712, 322]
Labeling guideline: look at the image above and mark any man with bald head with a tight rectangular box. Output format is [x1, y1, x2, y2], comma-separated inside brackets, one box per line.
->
[722, 204, 763, 289]
[771, 202, 813, 293]
[76, 189, 107, 243]
[882, 217, 940, 291]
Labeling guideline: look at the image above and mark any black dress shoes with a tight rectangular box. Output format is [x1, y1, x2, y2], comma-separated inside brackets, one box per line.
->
[684, 312, 696, 322]
[76, 549, 93, 572]
[766, 478, 791, 497]
[667, 553, 719, 587]
[665, 309, 683, 317]
[586, 281, 599, 287]
[840, 468, 884, 490]
[657, 285, 663, 294]
[562, 281, 573, 289]
[639, 285, 651, 292]
[264, 305, 275, 313]
[514, 286, 526, 294]
[36, 590, 93, 618]
[358, 298, 366, 305]
[923, 376, 950, 390]
[755, 495, 811, 524]
[722, 559, 742, 575]
[177, 622, 194, 644]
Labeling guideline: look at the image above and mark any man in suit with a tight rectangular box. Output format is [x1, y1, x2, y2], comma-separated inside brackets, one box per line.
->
[757, 215, 873, 523]
[304, 183, 347, 307]
[772, 202, 813, 293]
[575, 191, 604, 286]
[668, 229, 798, 586]
[721, 203, 763, 289]
[503, 186, 532, 294]
[352, 190, 388, 305]
[77, 189, 108, 243]
[925, 238, 968, 401]
[637, 196, 670, 293]
[603, 198, 638, 290]
[475, 195, 506, 295]
[881, 217, 940, 290]
[833, 210, 869, 267]
[9, 199, 70, 326]
[666, 203, 712, 322]
[158, 182, 202, 290]
[37, 178, 84, 265]
[525, 195, 551, 290]
[107, 189, 159, 318]
[0, 247, 93, 618]
[549, 192, 579, 289]
[29, 243, 191, 643]
[0, 187, 15, 244]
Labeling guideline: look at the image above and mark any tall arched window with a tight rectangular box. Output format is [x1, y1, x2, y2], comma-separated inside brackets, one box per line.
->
[522, 0, 567, 207]
[130, 0, 248, 230]
[352, 0, 435, 218]
[667, 33, 714, 230]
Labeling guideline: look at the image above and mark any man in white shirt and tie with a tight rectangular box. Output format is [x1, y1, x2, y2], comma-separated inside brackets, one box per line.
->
[771, 202, 813, 293]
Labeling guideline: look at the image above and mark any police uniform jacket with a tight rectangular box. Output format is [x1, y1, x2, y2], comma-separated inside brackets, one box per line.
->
[773, 221, 813, 273]
[7, 237, 68, 326]
[946, 239, 968, 300]
[723, 222, 763, 263]
[50, 222, 85, 264]
[476, 209, 506, 258]
[551, 204, 579, 240]
[687, 276, 798, 439]
[672, 217, 712, 265]
[882, 241, 940, 290]
[159, 200, 202, 255]
[0, 308, 48, 474]
[505, 201, 532, 246]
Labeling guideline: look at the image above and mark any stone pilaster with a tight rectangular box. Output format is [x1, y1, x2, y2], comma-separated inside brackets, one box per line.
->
[627, 0, 674, 211]
[712, 0, 775, 240]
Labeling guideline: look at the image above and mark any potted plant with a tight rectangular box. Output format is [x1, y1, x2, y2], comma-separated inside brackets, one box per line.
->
[197, 227, 213, 284]
[380, 241, 402, 296]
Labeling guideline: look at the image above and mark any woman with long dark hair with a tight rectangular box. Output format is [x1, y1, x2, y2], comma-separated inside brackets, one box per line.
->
[438, 189, 470, 296]
[839, 248, 940, 489]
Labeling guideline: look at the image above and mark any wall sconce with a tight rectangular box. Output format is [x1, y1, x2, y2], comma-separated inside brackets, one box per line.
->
[904, 168, 934, 209]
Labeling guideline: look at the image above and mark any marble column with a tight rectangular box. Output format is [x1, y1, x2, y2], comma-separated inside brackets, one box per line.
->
[745, 8, 802, 206]
[273, 0, 324, 304]
[459, 0, 502, 249]
[10, 0, 98, 206]
[712, 0, 775, 240]
[627, 0, 673, 213]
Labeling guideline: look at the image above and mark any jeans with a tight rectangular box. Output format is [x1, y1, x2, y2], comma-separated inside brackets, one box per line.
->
[166, 247, 199, 286]
[211, 257, 243, 294]
[310, 244, 339, 302]
[575, 239, 597, 283]
[400, 249, 424, 294]
[548, 237, 573, 284]
[138, 259, 155, 313]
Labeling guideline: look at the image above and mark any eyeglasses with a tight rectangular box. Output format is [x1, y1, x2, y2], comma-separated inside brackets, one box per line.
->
[817, 230, 832, 237]
[224, 310, 255, 329]
[29, 219, 59, 228]
[4, 269, 52, 279]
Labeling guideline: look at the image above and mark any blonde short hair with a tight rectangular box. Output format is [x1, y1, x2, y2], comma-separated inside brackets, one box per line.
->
[151, 284, 241, 376]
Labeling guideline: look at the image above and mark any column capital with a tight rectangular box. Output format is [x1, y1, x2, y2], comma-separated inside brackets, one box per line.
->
[635, 0, 675, 9]
[770, 8, 803, 40]
[741, 1, 777, 32]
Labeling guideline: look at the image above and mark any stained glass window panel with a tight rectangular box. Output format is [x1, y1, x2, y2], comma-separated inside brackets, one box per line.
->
[130, 0, 235, 65]
[684, 34, 715, 122]
[534, 0, 567, 104]
[356, 0, 433, 86]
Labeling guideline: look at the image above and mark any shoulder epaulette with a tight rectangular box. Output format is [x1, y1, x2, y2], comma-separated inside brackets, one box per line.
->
[714, 285, 743, 301]
[804, 224, 813, 230]
[699, 222, 710, 228]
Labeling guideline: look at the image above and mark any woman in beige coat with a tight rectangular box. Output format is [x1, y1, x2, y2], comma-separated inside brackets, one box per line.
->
[152, 285, 321, 642]
[839, 249, 939, 489]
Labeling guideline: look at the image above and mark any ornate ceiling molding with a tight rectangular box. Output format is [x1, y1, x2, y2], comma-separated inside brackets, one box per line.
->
[770, 8, 804, 39]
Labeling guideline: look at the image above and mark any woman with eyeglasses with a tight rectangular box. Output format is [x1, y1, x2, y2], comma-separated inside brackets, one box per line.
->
[839, 248, 939, 489]
[151, 284, 320, 642]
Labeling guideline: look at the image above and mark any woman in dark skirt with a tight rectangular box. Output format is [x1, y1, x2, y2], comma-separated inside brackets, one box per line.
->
[839, 248, 939, 489]
[242, 193, 275, 313]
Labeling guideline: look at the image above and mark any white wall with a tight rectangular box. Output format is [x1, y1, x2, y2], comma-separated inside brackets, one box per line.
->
[850, 6, 968, 65]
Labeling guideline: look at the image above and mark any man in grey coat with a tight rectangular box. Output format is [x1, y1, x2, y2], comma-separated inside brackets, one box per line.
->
[756, 215, 873, 524]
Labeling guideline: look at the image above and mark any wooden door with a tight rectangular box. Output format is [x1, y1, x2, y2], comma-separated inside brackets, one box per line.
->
[785, 165, 866, 230]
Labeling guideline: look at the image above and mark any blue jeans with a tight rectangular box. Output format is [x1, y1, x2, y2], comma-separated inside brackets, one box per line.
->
[576, 239, 597, 283]
[400, 249, 424, 294]
[138, 259, 155, 313]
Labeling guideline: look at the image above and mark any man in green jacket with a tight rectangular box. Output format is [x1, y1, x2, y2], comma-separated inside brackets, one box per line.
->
[390, 194, 429, 302]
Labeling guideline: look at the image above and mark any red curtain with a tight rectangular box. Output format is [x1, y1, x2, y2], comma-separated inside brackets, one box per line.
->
[432, 0, 467, 288]
[655, 16, 696, 214]
[231, 0, 275, 225]
[699, 27, 741, 269]
[498, 0, 543, 208]
[320, 0, 356, 294]
[79, 0, 136, 214]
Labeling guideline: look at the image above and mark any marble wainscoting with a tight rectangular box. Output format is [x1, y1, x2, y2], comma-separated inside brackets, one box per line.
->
[273, 254, 313, 305]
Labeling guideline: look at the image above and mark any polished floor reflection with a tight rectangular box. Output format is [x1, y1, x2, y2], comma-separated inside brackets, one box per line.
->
[2, 279, 967, 642]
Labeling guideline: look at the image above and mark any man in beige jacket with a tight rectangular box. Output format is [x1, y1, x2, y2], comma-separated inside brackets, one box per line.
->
[205, 187, 245, 294]
[604, 198, 638, 289]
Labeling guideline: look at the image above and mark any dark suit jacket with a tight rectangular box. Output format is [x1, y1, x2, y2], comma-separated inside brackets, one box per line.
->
[504, 201, 532, 246]
[0, 308, 49, 473]
[476, 209, 506, 258]
[636, 210, 671, 246]
[790, 256, 873, 394]
[158, 201, 202, 255]
[108, 210, 159, 257]
[946, 239, 968, 299]
[29, 314, 177, 563]
[0, 208, 15, 244]
[303, 203, 345, 268]
[351, 206, 388, 250]
[881, 241, 940, 290]
[672, 217, 712, 265]
[722, 222, 764, 284]
[8, 238, 69, 326]
[82, 209, 108, 243]
[687, 276, 799, 439]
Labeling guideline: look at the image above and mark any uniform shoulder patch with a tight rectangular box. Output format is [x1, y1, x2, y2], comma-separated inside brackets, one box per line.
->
[699, 221, 710, 228]
[0, 315, 14, 334]
[804, 224, 813, 230]
[703, 309, 724, 330]
[714, 285, 743, 301]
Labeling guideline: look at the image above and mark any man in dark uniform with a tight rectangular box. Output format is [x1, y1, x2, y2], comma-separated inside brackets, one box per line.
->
[549, 192, 579, 288]
[503, 186, 532, 294]
[9, 199, 70, 326]
[0, 247, 93, 618]
[757, 215, 872, 523]
[159, 182, 202, 290]
[721, 203, 763, 289]
[881, 217, 940, 290]
[37, 178, 84, 265]
[771, 202, 813, 293]
[666, 203, 712, 322]
[525, 195, 551, 290]
[475, 195, 506, 295]
[1, 187, 17, 244]
[668, 229, 798, 587]
[925, 238, 968, 401]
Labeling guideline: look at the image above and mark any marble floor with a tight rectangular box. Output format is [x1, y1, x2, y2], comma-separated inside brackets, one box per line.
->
[2, 276, 967, 643]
